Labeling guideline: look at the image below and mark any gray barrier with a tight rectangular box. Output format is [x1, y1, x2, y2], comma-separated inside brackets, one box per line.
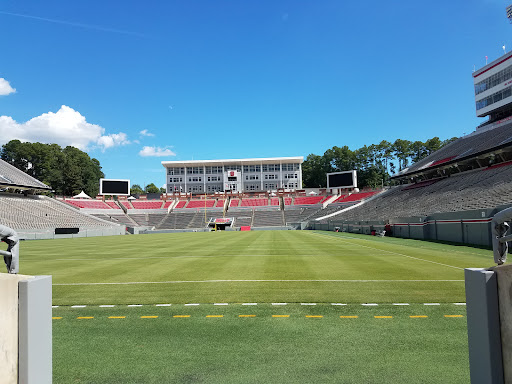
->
[17, 226, 126, 240]
[311, 207, 512, 248]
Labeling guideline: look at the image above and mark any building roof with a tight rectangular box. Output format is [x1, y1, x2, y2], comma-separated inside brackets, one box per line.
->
[392, 120, 512, 179]
[0, 159, 51, 190]
[162, 156, 303, 168]
[473, 51, 512, 80]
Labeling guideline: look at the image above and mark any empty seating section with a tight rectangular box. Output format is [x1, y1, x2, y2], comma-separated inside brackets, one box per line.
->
[240, 198, 268, 207]
[157, 212, 196, 229]
[91, 214, 135, 227]
[131, 201, 163, 209]
[0, 195, 118, 230]
[329, 164, 512, 222]
[284, 207, 321, 223]
[284, 197, 292, 205]
[405, 121, 512, 174]
[215, 199, 225, 208]
[66, 200, 111, 209]
[163, 201, 173, 209]
[229, 199, 240, 207]
[293, 196, 324, 205]
[174, 201, 187, 209]
[120, 201, 133, 209]
[105, 201, 121, 209]
[253, 210, 284, 227]
[129, 213, 167, 227]
[231, 211, 253, 227]
[271, 198, 280, 206]
[336, 191, 379, 203]
[186, 200, 215, 209]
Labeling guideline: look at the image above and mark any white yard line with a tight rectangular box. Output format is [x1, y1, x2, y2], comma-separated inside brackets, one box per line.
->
[53, 279, 463, 286]
[308, 232, 464, 270]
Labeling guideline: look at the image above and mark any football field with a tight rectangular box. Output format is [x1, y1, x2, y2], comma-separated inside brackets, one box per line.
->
[20, 230, 492, 383]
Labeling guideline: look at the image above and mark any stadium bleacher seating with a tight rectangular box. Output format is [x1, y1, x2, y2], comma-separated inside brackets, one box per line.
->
[401, 121, 512, 175]
[66, 200, 112, 209]
[252, 210, 284, 227]
[270, 198, 280, 206]
[0, 194, 119, 230]
[229, 199, 240, 207]
[105, 201, 121, 209]
[215, 199, 225, 208]
[335, 191, 379, 203]
[321, 163, 512, 223]
[120, 201, 133, 210]
[240, 198, 268, 207]
[163, 201, 173, 209]
[185, 200, 216, 209]
[131, 201, 164, 209]
[174, 201, 187, 209]
[293, 196, 324, 205]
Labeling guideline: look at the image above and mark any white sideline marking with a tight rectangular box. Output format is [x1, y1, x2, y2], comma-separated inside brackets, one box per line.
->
[53, 279, 463, 286]
[331, 303, 347, 306]
[424, 303, 440, 306]
[272, 303, 287, 306]
[301, 303, 316, 306]
[362, 303, 378, 306]
[184, 303, 200, 306]
[71, 305, 86, 308]
[155, 304, 172, 307]
[127, 304, 143, 307]
[99, 305, 115, 308]
[214, 303, 229, 306]
[393, 303, 410, 306]
[308, 232, 464, 270]
[52, 305, 59, 308]
[454, 303, 466, 306]
[242, 303, 257, 306]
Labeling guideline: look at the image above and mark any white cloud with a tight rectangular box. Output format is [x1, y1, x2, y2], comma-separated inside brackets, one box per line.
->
[0, 78, 16, 95]
[139, 146, 176, 157]
[139, 129, 154, 137]
[0, 105, 129, 150]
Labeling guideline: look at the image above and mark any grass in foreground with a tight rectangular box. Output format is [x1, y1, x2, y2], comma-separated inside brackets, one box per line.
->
[53, 304, 469, 384]
[20, 230, 492, 304]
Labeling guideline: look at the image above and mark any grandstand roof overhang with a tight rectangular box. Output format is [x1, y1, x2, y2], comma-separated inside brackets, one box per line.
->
[391, 143, 512, 182]
[162, 156, 303, 168]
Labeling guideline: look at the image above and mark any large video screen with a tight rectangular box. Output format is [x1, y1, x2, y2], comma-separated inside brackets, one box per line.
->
[327, 171, 357, 189]
[99, 179, 130, 195]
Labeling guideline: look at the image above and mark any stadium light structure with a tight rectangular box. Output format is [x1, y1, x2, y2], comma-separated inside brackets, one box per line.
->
[507, 4, 512, 23]
[0, 224, 19, 274]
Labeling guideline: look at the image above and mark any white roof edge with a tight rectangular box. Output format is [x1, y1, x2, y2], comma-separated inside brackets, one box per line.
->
[161, 156, 304, 167]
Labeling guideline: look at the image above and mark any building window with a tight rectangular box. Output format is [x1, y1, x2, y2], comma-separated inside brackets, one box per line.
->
[168, 167, 184, 175]
[186, 167, 202, 174]
[265, 174, 277, 180]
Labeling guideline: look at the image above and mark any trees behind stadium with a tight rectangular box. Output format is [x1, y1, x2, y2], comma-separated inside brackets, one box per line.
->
[303, 137, 457, 189]
[1, 140, 104, 197]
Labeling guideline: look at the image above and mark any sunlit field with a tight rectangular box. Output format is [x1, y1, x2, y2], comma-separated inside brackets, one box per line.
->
[21, 231, 490, 383]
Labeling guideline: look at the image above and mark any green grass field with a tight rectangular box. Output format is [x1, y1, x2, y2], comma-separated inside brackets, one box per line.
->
[20, 230, 493, 383]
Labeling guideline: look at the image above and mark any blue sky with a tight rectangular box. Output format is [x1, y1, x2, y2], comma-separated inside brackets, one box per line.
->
[0, 1, 510, 188]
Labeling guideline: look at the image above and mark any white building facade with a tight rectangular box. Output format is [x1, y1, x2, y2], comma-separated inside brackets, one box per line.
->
[474, 51, 512, 120]
[162, 157, 303, 194]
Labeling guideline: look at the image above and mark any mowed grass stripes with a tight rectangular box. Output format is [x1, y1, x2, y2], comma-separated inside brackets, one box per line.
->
[19, 231, 491, 305]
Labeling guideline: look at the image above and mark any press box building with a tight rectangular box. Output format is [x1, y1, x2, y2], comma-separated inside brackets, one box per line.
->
[162, 157, 303, 194]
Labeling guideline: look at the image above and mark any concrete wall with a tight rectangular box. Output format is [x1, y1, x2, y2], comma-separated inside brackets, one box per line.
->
[310, 206, 512, 248]
[18, 226, 126, 240]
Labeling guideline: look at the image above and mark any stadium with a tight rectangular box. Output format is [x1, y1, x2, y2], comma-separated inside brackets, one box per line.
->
[3, 17, 512, 384]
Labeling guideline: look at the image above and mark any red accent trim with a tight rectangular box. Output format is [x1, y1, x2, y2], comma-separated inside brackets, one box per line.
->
[486, 160, 512, 171]
[473, 55, 512, 79]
